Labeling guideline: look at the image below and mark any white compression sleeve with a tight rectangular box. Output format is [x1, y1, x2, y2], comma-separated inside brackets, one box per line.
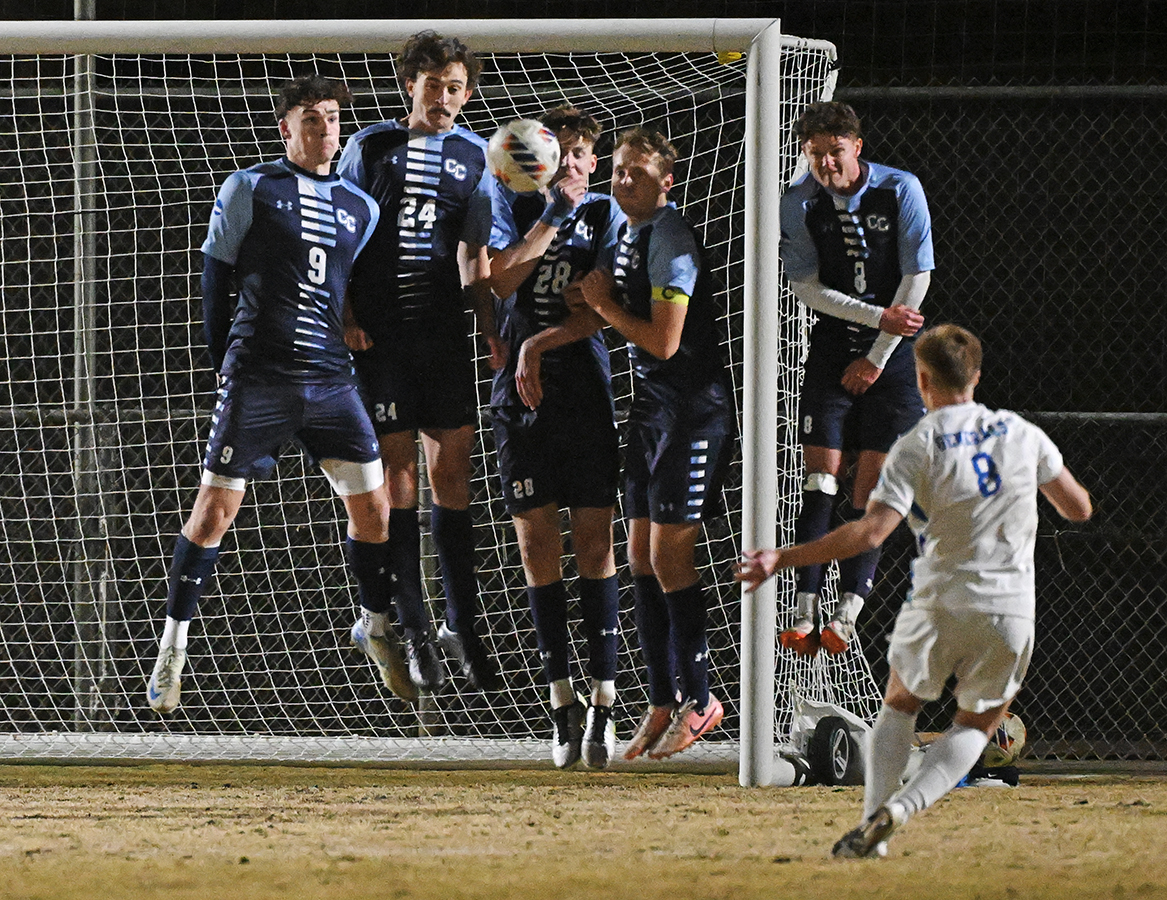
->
[789, 278, 885, 329]
[890, 723, 988, 822]
[865, 271, 931, 369]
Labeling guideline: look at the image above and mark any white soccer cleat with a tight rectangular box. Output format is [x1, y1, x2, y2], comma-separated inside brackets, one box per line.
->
[147, 645, 186, 714]
[351, 619, 418, 704]
[581, 704, 616, 769]
[551, 696, 587, 769]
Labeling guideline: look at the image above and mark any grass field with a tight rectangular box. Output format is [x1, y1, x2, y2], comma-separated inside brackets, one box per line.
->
[2, 763, 1166, 899]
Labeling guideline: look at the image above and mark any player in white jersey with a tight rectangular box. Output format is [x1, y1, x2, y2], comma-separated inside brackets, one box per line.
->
[737, 324, 1091, 858]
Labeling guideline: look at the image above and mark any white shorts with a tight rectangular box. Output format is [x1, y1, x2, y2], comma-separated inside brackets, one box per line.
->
[887, 605, 1034, 714]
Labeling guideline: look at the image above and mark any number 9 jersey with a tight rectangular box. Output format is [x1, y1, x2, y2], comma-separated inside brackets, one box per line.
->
[201, 157, 380, 381]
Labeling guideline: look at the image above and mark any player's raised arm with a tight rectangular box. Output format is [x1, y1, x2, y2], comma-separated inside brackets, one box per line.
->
[1040, 466, 1093, 522]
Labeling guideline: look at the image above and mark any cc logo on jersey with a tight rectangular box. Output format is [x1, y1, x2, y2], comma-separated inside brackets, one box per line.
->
[865, 213, 891, 232]
[445, 159, 468, 181]
[336, 208, 357, 233]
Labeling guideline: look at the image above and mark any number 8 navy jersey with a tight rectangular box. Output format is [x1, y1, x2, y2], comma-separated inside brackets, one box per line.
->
[201, 157, 380, 381]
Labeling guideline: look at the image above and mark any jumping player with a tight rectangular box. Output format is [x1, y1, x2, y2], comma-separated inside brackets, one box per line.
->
[738, 324, 1092, 857]
[337, 31, 502, 694]
[487, 106, 626, 769]
[779, 101, 933, 656]
[568, 127, 732, 761]
[146, 75, 400, 713]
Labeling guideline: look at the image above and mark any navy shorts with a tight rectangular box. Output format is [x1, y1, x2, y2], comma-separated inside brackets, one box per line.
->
[203, 376, 380, 481]
[623, 407, 733, 525]
[354, 329, 478, 434]
[797, 342, 924, 453]
[491, 401, 619, 515]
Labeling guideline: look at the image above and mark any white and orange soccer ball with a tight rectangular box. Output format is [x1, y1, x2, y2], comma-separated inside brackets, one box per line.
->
[486, 119, 561, 193]
[982, 711, 1027, 768]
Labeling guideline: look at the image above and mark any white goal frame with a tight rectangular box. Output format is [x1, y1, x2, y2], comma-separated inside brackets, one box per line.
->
[0, 18, 839, 784]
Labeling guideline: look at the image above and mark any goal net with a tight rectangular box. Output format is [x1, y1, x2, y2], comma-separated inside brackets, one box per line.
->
[0, 20, 862, 770]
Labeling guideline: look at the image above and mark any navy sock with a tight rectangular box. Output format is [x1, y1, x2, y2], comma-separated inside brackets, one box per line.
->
[633, 574, 676, 706]
[665, 581, 709, 710]
[432, 505, 480, 636]
[794, 486, 834, 595]
[837, 504, 880, 598]
[527, 580, 570, 684]
[388, 507, 428, 633]
[345, 536, 393, 616]
[166, 534, 220, 621]
[578, 575, 619, 682]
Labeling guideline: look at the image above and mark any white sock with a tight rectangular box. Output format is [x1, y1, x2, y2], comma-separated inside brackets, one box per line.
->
[590, 679, 616, 709]
[794, 591, 819, 621]
[863, 705, 917, 820]
[549, 678, 575, 710]
[361, 608, 388, 637]
[835, 592, 865, 625]
[891, 723, 989, 822]
[161, 617, 190, 651]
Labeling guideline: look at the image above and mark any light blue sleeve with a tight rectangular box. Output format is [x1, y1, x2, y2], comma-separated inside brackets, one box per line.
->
[200, 170, 255, 265]
[779, 184, 821, 282]
[648, 211, 700, 295]
[896, 173, 934, 274]
[600, 196, 627, 257]
[335, 134, 367, 190]
[351, 188, 381, 260]
[489, 183, 520, 251]
[461, 167, 498, 247]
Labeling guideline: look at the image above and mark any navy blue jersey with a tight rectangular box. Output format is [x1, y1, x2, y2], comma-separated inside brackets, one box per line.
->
[609, 204, 729, 419]
[780, 161, 933, 355]
[201, 157, 380, 382]
[337, 121, 495, 338]
[488, 188, 625, 411]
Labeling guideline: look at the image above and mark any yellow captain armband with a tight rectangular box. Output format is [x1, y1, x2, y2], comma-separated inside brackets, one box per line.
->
[652, 286, 690, 306]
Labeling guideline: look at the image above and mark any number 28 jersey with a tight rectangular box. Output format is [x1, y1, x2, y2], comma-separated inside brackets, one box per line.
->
[201, 157, 380, 382]
[871, 401, 1064, 618]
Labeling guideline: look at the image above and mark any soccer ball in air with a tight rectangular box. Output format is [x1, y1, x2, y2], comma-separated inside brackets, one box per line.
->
[982, 711, 1027, 768]
[487, 119, 561, 193]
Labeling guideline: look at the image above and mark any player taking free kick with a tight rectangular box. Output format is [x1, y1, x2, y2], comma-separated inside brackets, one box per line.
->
[738, 324, 1091, 858]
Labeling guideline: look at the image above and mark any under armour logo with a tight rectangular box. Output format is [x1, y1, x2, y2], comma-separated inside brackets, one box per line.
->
[276, 200, 294, 210]
[599, 628, 619, 637]
[178, 575, 203, 585]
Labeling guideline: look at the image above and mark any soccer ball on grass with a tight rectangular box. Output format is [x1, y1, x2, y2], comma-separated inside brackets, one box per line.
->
[981, 711, 1026, 768]
[487, 119, 561, 193]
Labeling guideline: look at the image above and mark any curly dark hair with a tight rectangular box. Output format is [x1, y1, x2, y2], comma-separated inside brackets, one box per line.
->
[397, 30, 482, 89]
[274, 74, 352, 121]
[793, 101, 862, 144]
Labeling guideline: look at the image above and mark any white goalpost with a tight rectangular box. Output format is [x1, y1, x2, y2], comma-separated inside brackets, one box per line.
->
[0, 19, 870, 780]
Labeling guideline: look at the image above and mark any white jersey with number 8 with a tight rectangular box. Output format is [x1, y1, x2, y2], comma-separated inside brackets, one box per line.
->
[871, 400, 1064, 618]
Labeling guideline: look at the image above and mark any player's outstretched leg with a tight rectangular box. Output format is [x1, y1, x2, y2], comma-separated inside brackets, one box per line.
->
[147, 535, 219, 714]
